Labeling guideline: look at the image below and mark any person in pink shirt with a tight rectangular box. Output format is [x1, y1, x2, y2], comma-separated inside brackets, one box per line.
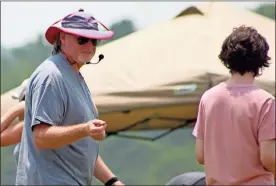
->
[193, 25, 275, 185]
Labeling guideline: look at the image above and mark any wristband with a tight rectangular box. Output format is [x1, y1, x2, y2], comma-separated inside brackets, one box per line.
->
[105, 177, 118, 186]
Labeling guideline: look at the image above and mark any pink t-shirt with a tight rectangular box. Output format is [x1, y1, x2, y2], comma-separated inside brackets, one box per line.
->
[193, 82, 275, 185]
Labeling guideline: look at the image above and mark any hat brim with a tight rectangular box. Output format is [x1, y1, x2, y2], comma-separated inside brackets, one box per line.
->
[45, 21, 115, 45]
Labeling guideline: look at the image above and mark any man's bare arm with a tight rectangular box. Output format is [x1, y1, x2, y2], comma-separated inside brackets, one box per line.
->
[1, 102, 25, 132]
[1, 121, 24, 147]
[33, 120, 106, 149]
[260, 139, 275, 177]
[195, 138, 205, 165]
[94, 156, 124, 185]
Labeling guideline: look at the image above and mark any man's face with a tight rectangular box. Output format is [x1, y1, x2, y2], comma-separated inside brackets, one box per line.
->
[60, 32, 97, 65]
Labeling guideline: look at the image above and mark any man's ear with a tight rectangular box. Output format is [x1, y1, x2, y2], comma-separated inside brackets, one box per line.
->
[59, 32, 65, 44]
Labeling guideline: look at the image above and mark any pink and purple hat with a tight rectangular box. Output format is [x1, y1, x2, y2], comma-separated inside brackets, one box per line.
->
[45, 8, 114, 45]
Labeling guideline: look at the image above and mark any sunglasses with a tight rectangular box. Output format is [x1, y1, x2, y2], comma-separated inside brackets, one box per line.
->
[77, 37, 100, 46]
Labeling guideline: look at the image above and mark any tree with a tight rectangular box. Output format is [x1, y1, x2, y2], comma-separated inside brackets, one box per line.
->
[252, 3, 275, 20]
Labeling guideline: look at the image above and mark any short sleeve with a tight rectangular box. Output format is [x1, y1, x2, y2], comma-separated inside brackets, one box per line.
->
[31, 78, 66, 128]
[258, 98, 275, 142]
[192, 98, 205, 140]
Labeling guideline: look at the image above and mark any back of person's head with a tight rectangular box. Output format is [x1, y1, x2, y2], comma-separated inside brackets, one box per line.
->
[218, 25, 271, 77]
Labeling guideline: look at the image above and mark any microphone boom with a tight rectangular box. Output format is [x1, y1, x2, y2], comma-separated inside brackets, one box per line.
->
[86, 54, 104, 64]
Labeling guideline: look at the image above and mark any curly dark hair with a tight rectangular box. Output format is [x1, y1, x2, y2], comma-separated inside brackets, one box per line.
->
[218, 25, 271, 77]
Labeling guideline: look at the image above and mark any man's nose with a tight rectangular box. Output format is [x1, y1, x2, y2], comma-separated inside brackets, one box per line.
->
[84, 40, 95, 48]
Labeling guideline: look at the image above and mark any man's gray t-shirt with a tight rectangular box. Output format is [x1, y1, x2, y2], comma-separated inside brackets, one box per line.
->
[13, 143, 20, 165]
[15, 52, 99, 185]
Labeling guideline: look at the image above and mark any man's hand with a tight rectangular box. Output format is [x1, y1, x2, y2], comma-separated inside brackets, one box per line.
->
[86, 119, 107, 141]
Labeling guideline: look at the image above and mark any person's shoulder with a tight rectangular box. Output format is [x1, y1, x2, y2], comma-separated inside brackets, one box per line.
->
[33, 56, 63, 77]
[28, 58, 64, 89]
[39, 56, 63, 74]
[256, 88, 275, 99]
[201, 83, 225, 102]
[254, 88, 275, 107]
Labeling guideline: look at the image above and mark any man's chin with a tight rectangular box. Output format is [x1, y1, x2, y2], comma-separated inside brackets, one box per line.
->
[77, 56, 93, 65]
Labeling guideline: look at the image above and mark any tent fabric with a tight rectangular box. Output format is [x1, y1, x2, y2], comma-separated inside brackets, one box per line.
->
[1, 2, 275, 132]
[80, 2, 275, 112]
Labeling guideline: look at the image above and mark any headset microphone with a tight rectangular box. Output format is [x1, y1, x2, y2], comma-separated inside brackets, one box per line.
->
[86, 54, 104, 64]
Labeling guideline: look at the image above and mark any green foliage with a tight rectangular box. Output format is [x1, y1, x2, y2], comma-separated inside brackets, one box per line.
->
[1, 34, 52, 94]
[251, 3, 275, 20]
[99, 19, 137, 46]
[1, 59, 37, 94]
[1, 145, 17, 184]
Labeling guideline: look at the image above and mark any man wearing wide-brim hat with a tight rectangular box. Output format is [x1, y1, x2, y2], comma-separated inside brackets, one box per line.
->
[15, 9, 123, 186]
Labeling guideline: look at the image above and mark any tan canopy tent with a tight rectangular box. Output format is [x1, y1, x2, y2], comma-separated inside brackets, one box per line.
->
[1, 2, 275, 135]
